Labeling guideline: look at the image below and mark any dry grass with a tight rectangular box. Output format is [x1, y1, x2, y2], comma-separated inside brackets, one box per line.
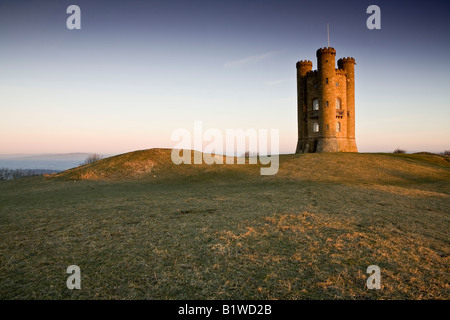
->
[0, 150, 448, 299]
[210, 211, 449, 299]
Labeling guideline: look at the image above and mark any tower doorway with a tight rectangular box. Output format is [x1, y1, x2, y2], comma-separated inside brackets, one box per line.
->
[312, 140, 318, 153]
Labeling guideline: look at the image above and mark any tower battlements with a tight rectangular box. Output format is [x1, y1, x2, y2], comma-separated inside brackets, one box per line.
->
[296, 60, 313, 68]
[305, 70, 318, 77]
[316, 47, 336, 57]
[338, 57, 356, 67]
[295, 47, 358, 154]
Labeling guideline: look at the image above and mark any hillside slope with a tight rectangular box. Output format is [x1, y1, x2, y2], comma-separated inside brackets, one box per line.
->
[1, 150, 449, 299]
[56, 148, 450, 188]
[55, 149, 234, 181]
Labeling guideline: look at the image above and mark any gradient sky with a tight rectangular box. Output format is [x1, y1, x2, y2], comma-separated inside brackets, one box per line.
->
[1, 0, 449, 154]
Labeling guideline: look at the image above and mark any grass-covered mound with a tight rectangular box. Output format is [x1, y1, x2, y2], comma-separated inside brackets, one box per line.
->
[0, 151, 449, 299]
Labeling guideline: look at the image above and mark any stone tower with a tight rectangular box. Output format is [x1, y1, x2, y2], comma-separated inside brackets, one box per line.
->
[295, 47, 358, 153]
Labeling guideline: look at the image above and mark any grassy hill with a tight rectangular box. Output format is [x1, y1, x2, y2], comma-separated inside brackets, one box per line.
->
[0, 149, 449, 299]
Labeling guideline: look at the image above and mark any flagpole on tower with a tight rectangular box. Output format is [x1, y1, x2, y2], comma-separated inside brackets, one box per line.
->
[327, 22, 330, 47]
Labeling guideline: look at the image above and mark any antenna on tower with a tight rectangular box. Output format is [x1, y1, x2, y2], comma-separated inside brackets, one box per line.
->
[327, 22, 330, 47]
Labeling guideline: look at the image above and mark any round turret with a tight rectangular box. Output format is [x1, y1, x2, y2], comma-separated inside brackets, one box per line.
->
[337, 57, 356, 143]
[316, 47, 336, 58]
[337, 57, 356, 68]
[296, 60, 313, 76]
[316, 47, 336, 72]
[316, 48, 336, 139]
[296, 60, 313, 68]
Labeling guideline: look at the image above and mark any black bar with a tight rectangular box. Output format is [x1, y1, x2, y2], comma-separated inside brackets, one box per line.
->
[0, 300, 446, 318]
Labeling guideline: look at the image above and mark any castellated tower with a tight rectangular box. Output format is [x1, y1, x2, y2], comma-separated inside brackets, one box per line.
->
[295, 47, 358, 153]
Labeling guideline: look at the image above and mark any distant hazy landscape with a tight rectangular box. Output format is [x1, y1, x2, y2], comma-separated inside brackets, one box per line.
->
[0, 153, 112, 171]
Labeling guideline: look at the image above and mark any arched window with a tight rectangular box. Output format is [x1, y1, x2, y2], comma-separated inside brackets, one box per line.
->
[336, 98, 342, 109]
[313, 122, 319, 133]
[336, 121, 341, 132]
[313, 99, 319, 111]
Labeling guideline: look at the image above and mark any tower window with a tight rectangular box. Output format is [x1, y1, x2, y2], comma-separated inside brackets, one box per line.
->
[313, 122, 319, 133]
[336, 82, 339, 87]
[313, 99, 319, 110]
[326, 100, 329, 107]
[326, 78, 329, 84]
[326, 124, 329, 131]
[336, 122, 341, 132]
[336, 98, 341, 109]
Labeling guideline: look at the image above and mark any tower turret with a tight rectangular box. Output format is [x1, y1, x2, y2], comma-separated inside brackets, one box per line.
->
[296, 60, 313, 76]
[337, 57, 357, 151]
[296, 60, 312, 153]
[316, 47, 337, 150]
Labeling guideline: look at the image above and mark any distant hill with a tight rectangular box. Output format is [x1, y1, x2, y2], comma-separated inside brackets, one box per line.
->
[0, 153, 111, 171]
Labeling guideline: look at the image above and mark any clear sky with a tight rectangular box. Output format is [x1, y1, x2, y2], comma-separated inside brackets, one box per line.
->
[1, 0, 449, 154]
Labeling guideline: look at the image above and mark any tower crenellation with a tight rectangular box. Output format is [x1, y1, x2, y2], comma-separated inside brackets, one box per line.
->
[295, 47, 358, 153]
[316, 47, 336, 56]
[296, 60, 313, 67]
[296, 60, 313, 76]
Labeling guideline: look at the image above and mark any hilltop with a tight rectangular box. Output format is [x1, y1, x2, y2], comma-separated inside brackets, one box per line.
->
[0, 150, 449, 299]
[56, 148, 450, 189]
